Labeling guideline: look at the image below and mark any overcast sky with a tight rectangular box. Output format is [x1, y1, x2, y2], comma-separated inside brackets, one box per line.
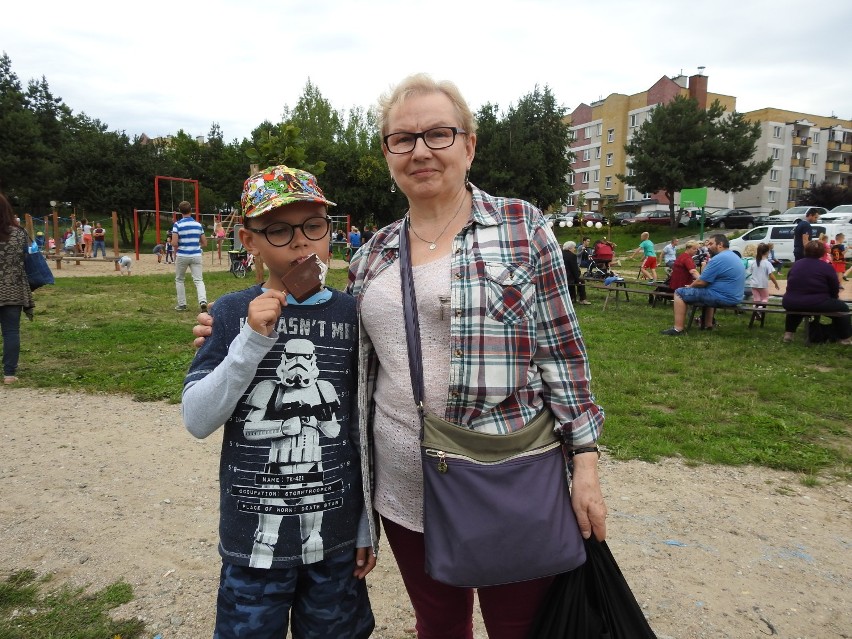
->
[3, 0, 849, 142]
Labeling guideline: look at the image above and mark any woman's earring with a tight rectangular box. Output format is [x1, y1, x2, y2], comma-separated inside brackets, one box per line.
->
[464, 168, 471, 188]
[390, 178, 397, 193]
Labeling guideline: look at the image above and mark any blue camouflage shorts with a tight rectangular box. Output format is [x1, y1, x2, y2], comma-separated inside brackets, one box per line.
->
[214, 551, 374, 639]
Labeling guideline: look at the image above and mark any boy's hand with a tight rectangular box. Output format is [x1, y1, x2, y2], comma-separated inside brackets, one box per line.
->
[247, 290, 288, 336]
[193, 304, 215, 349]
[353, 547, 376, 579]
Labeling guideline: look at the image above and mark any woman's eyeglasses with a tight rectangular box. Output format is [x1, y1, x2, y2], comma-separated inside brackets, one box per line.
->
[246, 217, 330, 247]
[383, 126, 467, 154]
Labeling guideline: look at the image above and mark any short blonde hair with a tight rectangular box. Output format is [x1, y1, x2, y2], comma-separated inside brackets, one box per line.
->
[683, 240, 699, 250]
[743, 244, 757, 257]
[377, 73, 477, 137]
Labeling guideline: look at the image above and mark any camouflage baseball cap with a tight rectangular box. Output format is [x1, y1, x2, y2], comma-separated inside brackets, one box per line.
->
[241, 165, 336, 218]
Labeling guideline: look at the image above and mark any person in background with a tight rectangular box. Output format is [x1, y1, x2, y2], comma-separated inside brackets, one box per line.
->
[793, 208, 819, 261]
[661, 234, 745, 335]
[165, 231, 175, 264]
[740, 244, 757, 300]
[661, 237, 678, 270]
[74, 221, 84, 255]
[92, 222, 107, 258]
[360, 225, 375, 244]
[34, 231, 45, 251]
[562, 241, 591, 305]
[667, 240, 700, 291]
[171, 201, 208, 312]
[152, 243, 165, 263]
[0, 193, 35, 385]
[830, 233, 846, 286]
[214, 221, 226, 263]
[630, 231, 658, 282]
[115, 255, 132, 275]
[348, 226, 362, 252]
[782, 240, 851, 345]
[81, 218, 93, 258]
[748, 242, 780, 307]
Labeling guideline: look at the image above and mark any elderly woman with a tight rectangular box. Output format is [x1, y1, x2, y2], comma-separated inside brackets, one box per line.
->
[782, 240, 851, 344]
[668, 239, 700, 291]
[347, 74, 605, 639]
[193, 74, 607, 639]
[0, 193, 35, 384]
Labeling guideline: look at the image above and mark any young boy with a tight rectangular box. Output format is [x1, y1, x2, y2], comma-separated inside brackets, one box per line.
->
[164, 231, 175, 263]
[181, 165, 374, 639]
[115, 255, 132, 275]
[830, 233, 846, 285]
[631, 231, 658, 282]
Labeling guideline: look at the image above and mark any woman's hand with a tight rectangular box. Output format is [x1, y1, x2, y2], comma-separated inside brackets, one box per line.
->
[570, 453, 607, 541]
[353, 547, 377, 579]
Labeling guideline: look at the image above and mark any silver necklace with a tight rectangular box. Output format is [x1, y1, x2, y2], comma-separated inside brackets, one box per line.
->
[408, 196, 467, 250]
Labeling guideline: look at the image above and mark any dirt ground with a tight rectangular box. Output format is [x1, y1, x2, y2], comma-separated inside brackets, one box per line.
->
[1, 385, 849, 639]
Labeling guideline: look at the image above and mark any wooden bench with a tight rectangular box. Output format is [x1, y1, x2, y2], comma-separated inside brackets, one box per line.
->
[52, 256, 120, 270]
[586, 280, 674, 311]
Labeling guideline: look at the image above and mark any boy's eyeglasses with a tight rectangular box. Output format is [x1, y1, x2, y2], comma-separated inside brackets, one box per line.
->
[383, 126, 467, 154]
[246, 217, 330, 247]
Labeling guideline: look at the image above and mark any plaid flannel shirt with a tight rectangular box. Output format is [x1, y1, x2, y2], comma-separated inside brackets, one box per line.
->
[348, 185, 604, 445]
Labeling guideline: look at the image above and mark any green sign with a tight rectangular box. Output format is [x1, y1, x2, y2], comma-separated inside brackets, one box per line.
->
[680, 187, 707, 208]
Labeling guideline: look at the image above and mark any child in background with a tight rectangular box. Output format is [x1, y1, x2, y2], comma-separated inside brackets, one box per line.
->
[831, 233, 846, 285]
[818, 233, 832, 264]
[748, 242, 780, 305]
[181, 165, 374, 638]
[115, 255, 132, 275]
[152, 243, 165, 263]
[164, 231, 175, 263]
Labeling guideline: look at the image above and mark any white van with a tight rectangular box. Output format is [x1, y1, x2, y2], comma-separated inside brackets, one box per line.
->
[729, 223, 848, 262]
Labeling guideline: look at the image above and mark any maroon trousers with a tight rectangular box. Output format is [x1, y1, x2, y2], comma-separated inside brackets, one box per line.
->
[382, 517, 554, 639]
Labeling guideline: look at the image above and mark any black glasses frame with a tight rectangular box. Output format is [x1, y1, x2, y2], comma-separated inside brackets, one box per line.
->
[246, 216, 330, 247]
[383, 126, 467, 154]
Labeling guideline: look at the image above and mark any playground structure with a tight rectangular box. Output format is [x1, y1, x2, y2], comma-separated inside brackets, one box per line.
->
[26, 210, 123, 270]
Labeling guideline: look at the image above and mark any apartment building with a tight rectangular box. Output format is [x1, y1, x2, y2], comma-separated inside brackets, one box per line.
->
[565, 73, 736, 215]
[738, 109, 852, 213]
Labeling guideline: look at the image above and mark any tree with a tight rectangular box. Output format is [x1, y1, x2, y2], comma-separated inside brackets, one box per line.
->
[800, 182, 851, 209]
[619, 95, 773, 227]
[471, 86, 573, 211]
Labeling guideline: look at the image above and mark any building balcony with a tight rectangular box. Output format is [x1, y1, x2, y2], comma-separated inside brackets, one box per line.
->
[790, 158, 811, 168]
[789, 179, 811, 188]
[829, 141, 852, 152]
[792, 136, 811, 147]
[825, 161, 851, 173]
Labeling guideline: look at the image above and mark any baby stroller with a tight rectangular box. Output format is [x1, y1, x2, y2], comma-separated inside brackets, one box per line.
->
[228, 249, 254, 278]
[584, 241, 616, 279]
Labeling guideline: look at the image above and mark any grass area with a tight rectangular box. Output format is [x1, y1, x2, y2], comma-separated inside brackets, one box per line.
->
[16, 264, 851, 479]
[0, 570, 144, 639]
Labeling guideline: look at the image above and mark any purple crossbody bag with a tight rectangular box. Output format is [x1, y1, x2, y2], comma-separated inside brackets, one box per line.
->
[398, 219, 586, 588]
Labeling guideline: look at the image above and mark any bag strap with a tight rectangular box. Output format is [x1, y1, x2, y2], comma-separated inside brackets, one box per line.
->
[398, 216, 426, 411]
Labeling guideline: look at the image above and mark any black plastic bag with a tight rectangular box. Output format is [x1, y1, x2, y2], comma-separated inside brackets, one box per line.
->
[528, 536, 657, 638]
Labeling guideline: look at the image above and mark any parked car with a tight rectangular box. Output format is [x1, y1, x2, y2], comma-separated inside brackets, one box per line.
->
[545, 213, 572, 227]
[579, 212, 605, 225]
[705, 208, 755, 229]
[610, 212, 635, 226]
[765, 206, 828, 224]
[626, 210, 688, 226]
[729, 223, 845, 261]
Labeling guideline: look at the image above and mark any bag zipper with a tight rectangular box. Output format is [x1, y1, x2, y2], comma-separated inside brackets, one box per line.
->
[424, 440, 561, 472]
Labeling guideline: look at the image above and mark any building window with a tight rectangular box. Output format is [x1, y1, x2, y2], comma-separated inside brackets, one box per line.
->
[811, 152, 818, 164]
[813, 131, 820, 143]
[565, 195, 574, 206]
[568, 173, 575, 185]
[585, 126, 593, 139]
[607, 129, 614, 142]
[771, 148, 781, 160]
[629, 114, 638, 127]
[595, 147, 602, 159]
[772, 126, 782, 138]
[809, 172, 817, 184]
[582, 172, 589, 184]
[604, 176, 612, 189]
[768, 190, 777, 203]
[606, 153, 613, 166]
[770, 169, 779, 181]
[592, 169, 600, 182]
[626, 187, 636, 200]
[582, 149, 590, 161]
[596, 123, 602, 136]
[627, 167, 636, 177]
